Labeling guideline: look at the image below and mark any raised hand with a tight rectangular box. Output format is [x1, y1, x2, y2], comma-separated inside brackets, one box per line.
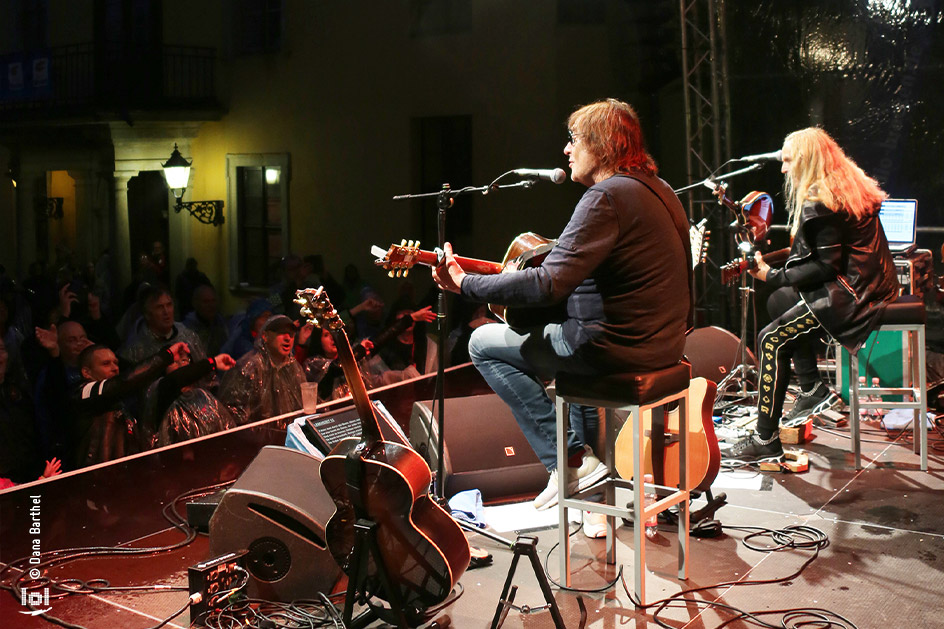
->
[168, 342, 190, 363]
[35, 325, 59, 356]
[41, 458, 62, 479]
[58, 284, 78, 319]
[213, 354, 237, 371]
[410, 305, 437, 323]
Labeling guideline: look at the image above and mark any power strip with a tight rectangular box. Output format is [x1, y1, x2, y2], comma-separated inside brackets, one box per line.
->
[188, 550, 248, 624]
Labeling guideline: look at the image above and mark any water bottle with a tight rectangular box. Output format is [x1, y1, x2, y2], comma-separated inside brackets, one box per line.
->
[858, 376, 869, 418]
[643, 473, 658, 539]
[870, 377, 883, 418]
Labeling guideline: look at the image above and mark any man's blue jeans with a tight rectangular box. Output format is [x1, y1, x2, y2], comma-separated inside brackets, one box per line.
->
[468, 322, 599, 471]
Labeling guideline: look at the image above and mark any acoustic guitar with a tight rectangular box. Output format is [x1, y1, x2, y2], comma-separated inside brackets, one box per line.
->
[372, 232, 564, 329]
[372, 222, 709, 329]
[295, 288, 470, 610]
[613, 377, 720, 493]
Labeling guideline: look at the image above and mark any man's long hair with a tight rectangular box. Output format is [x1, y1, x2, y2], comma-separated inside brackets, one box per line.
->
[567, 99, 658, 177]
[783, 127, 886, 235]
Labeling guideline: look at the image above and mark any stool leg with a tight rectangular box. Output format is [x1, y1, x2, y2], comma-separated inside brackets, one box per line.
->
[604, 408, 617, 564]
[850, 352, 861, 470]
[632, 403, 646, 605]
[556, 394, 571, 587]
[917, 326, 928, 471]
[677, 392, 689, 581]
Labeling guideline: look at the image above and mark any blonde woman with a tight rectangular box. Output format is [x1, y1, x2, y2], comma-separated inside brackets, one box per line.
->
[740, 127, 900, 461]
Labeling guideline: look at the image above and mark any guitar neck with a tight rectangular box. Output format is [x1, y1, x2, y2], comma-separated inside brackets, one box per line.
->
[332, 329, 383, 443]
[408, 249, 503, 276]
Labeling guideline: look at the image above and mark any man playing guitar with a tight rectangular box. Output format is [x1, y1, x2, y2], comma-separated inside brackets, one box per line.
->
[432, 99, 693, 511]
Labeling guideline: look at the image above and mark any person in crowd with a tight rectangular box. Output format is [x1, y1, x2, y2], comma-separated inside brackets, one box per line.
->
[175, 257, 212, 317]
[375, 306, 436, 381]
[302, 325, 376, 401]
[0, 337, 57, 485]
[32, 322, 93, 469]
[305, 254, 346, 307]
[220, 297, 273, 360]
[740, 127, 900, 461]
[183, 284, 229, 356]
[432, 99, 693, 510]
[121, 285, 206, 365]
[447, 300, 499, 367]
[142, 350, 237, 447]
[70, 341, 190, 468]
[270, 254, 309, 320]
[219, 315, 305, 426]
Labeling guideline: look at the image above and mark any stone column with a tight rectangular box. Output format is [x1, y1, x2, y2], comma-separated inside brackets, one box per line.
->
[113, 171, 134, 289]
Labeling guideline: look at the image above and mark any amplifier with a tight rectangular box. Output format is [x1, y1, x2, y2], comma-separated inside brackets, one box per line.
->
[893, 249, 932, 298]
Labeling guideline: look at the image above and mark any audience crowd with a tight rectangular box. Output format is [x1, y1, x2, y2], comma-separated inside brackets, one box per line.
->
[0, 246, 497, 488]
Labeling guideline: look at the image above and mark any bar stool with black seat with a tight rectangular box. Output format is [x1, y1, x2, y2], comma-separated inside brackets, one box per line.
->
[555, 361, 691, 606]
[848, 294, 928, 471]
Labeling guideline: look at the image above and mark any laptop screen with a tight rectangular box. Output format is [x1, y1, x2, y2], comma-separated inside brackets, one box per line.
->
[878, 198, 917, 253]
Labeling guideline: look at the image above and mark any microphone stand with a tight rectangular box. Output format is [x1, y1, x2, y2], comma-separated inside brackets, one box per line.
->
[673, 163, 762, 195]
[392, 179, 534, 501]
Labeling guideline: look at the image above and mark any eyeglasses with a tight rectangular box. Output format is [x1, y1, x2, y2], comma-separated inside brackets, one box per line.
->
[567, 129, 584, 145]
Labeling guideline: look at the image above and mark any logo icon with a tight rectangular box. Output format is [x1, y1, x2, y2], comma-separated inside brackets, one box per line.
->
[504, 447, 515, 457]
[19, 587, 52, 615]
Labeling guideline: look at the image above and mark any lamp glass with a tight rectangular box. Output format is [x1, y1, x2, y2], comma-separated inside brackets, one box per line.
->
[265, 167, 280, 185]
[163, 165, 191, 191]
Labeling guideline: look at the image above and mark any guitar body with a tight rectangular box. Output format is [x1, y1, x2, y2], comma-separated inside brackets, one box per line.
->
[295, 287, 470, 614]
[488, 232, 567, 329]
[320, 438, 470, 608]
[613, 377, 720, 492]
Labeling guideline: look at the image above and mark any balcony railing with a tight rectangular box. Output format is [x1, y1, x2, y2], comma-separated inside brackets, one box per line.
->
[0, 43, 220, 116]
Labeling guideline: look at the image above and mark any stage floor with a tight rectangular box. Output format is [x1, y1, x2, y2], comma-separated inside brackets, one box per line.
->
[0, 372, 944, 629]
[3, 415, 941, 628]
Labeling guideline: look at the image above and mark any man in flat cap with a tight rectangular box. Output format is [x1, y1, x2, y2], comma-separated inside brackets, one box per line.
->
[219, 314, 305, 426]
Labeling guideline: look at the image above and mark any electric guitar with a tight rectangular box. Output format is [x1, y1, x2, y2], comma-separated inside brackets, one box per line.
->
[720, 247, 790, 286]
[613, 377, 720, 492]
[295, 288, 470, 610]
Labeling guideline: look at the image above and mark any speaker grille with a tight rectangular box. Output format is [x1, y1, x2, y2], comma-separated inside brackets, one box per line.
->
[247, 536, 291, 582]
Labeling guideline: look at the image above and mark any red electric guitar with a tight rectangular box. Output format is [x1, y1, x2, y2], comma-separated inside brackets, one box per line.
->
[295, 288, 470, 613]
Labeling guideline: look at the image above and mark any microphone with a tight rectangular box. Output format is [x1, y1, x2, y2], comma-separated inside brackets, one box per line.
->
[734, 150, 782, 163]
[512, 168, 567, 184]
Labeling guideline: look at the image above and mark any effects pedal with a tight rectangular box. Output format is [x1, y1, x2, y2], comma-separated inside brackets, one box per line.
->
[188, 550, 248, 624]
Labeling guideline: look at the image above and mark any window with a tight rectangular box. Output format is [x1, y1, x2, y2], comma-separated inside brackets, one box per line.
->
[227, 154, 290, 290]
[235, 0, 282, 54]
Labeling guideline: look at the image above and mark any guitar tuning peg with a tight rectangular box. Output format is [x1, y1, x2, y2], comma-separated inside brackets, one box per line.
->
[400, 238, 407, 246]
[388, 270, 395, 278]
[403, 269, 409, 277]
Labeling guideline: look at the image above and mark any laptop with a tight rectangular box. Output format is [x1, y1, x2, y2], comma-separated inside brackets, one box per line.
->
[878, 198, 918, 255]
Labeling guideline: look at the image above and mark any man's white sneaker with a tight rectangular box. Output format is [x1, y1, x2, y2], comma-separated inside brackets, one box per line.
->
[533, 445, 608, 511]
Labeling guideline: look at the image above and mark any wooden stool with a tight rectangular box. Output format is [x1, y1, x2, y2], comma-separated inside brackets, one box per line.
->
[849, 295, 928, 470]
[555, 362, 691, 605]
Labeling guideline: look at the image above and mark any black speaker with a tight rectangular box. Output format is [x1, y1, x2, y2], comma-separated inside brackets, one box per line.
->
[410, 394, 548, 502]
[684, 326, 756, 383]
[209, 446, 341, 601]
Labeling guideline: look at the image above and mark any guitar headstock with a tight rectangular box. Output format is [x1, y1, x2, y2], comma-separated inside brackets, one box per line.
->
[720, 259, 747, 286]
[294, 287, 343, 330]
[374, 240, 422, 278]
[689, 218, 710, 269]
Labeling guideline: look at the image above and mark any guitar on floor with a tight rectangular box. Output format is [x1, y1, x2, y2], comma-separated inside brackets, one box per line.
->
[613, 377, 720, 493]
[295, 288, 470, 615]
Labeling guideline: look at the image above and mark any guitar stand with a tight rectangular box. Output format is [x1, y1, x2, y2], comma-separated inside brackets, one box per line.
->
[715, 268, 758, 411]
[343, 518, 414, 629]
[489, 536, 565, 629]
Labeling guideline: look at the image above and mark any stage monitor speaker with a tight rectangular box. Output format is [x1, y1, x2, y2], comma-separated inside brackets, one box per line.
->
[410, 394, 548, 502]
[685, 326, 756, 384]
[209, 446, 341, 601]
